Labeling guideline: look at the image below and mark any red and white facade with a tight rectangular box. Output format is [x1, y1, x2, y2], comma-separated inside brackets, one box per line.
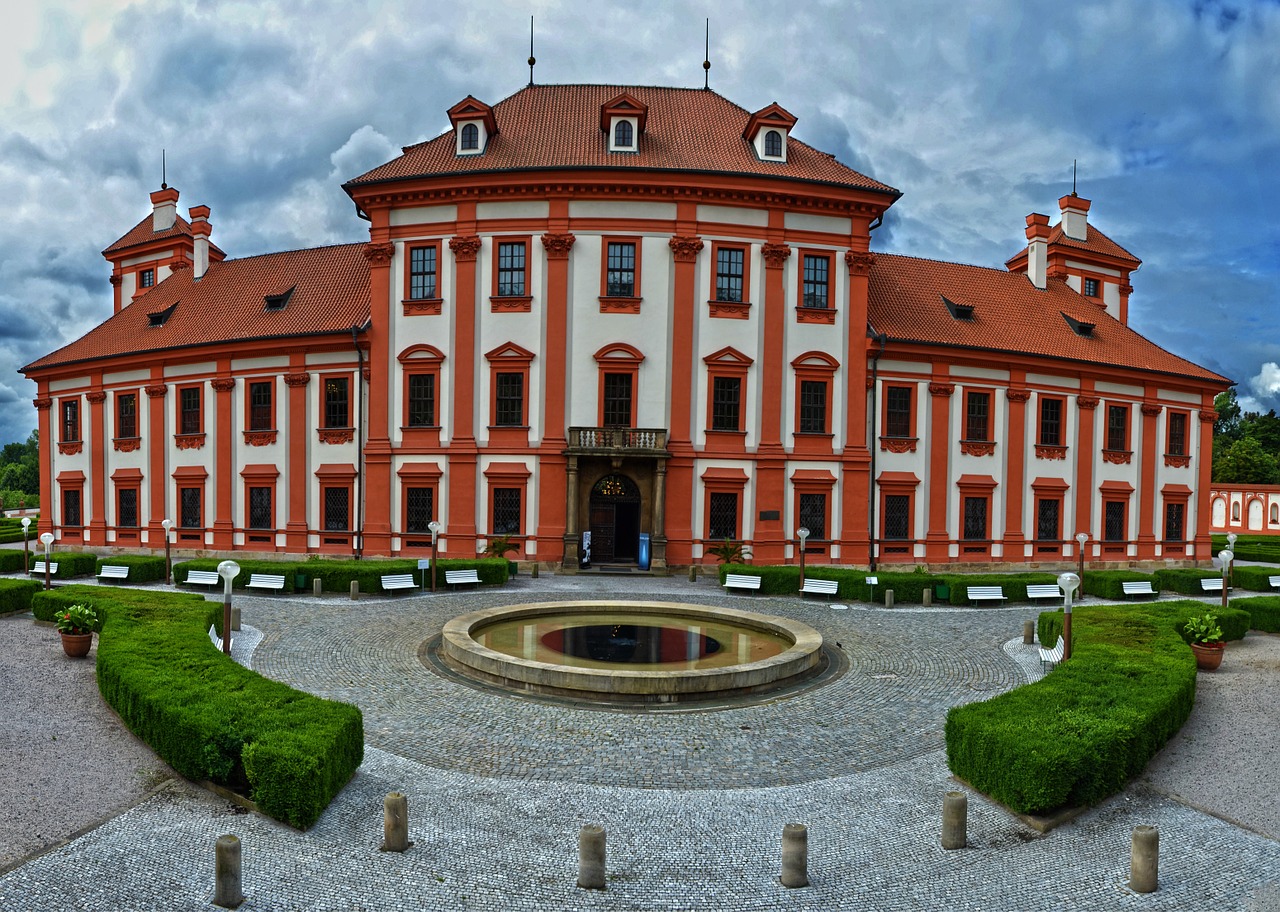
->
[1208, 484, 1280, 536]
[23, 84, 1228, 569]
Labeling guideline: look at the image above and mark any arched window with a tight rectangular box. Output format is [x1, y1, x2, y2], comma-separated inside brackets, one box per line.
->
[460, 123, 479, 151]
[1271, 503, 1279, 524]
[614, 120, 633, 148]
[764, 130, 783, 157]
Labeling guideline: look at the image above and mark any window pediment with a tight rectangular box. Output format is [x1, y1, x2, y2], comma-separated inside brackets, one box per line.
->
[593, 342, 645, 366]
[703, 346, 753, 367]
[485, 341, 536, 364]
[397, 343, 446, 364]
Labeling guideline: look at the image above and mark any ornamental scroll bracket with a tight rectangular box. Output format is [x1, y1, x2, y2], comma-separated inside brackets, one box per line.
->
[449, 235, 482, 262]
[668, 235, 704, 263]
[363, 242, 394, 266]
[541, 233, 576, 259]
[761, 242, 791, 269]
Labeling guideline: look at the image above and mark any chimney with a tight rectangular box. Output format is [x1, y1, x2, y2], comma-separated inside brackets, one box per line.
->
[189, 205, 211, 279]
[150, 186, 180, 232]
[1059, 194, 1091, 241]
[1024, 213, 1051, 289]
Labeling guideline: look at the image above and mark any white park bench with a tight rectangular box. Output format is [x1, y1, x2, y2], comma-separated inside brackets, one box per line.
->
[445, 569, 481, 589]
[30, 562, 58, 576]
[1270, 575, 1280, 591]
[1039, 635, 1064, 671]
[184, 570, 221, 588]
[800, 578, 839, 599]
[97, 565, 129, 583]
[723, 573, 762, 593]
[1025, 584, 1062, 603]
[246, 573, 286, 593]
[381, 573, 417, 593]
[1122, 581, 1157, 599]
[966, 585, 1006, 606]
[1200, 577, 1226, 594]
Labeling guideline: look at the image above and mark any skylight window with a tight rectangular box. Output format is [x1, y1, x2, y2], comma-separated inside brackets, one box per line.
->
[147, 301, 178, 327]
[264, 286, 296, 311]
[1062, 312, 1095, 337]
[942, 295, 974, 320]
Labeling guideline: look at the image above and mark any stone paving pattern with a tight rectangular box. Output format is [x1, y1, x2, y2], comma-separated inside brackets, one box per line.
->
[2, 574, 1278, 910]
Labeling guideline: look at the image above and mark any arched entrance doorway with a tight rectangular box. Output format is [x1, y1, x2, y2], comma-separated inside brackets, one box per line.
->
[589, 474, 641, 563]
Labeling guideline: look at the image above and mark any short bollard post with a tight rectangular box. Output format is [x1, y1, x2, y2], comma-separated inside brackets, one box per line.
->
[213, 834, 244, 908]
[350, 580, 359, 600]
[884, 589, 895, 608]
[941, 791, 967, 849]
[780, 823, 809, 888]
[577, 824, 606, 890]
[230, 606, 242, 632]
[688, 564, 697, 583]
[1130, 825, 1159, 893]
[922, 589, 933, 607]
[313, 578, 322, 597]
[380, 792, 411, 852]
[1023, 619, 1035, 645]
[531, 562, 539, 579]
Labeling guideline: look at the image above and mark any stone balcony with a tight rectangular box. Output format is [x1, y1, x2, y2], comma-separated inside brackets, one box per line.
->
[566, 426, 669, 456]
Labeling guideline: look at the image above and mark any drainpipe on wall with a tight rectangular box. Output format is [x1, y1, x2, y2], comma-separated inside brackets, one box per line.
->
[868, 329, 888, 571]
[351, 325, 366, 560]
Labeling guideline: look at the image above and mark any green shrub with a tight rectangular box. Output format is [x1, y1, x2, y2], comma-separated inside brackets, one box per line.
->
[938, 572, 1062, 606]
[1080, 570, 1156, 600]
[172, 556, 509, 593]
[719, 564, 801, 595]
[43, 551, 100, 579]
[1152, 568, 1223, 595]
[1211, 534, 1280, 563]
[0, 549, 34, 573]
[94, 555, 167, 584]
[1230, 565, 1280, 592]
[0, 578, 41, 615]
[1235, 596, 1280, 633]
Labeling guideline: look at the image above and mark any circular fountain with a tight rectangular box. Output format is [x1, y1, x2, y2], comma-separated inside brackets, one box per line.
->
[440, 600, 824, 704]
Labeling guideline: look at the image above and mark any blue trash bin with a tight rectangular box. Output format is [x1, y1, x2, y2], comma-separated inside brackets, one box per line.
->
[638, 533, 651, 571]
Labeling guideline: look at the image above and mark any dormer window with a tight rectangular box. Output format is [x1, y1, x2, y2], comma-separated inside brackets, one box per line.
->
[744, 102, 797, 163]
[614, 120, 633, 149]
[460, 123, 479, 151]
[447, 95, 497, 157]
[764, 130, 782, 158]
[1062, 312, 1096, 337]
[600, 92, 647, 154]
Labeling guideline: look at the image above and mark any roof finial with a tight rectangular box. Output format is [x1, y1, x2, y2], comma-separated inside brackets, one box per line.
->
[528, 16, 536, 87]
[703, 19, 711, 89]
[1072, 159, 1077, 196]
[161, 149, 167, 190]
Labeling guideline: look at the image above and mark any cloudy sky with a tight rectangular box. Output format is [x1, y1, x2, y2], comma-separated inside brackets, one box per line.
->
[2, 0, 1277, 447]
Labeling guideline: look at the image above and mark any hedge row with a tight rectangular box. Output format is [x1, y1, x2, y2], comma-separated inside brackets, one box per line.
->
[171, 557, 510, 593]
[0, 550, 33, 573]
[1211, 533, 1280, 563]
[1231, 565, 1280, 591]
[948, 601, 1223, 815]
[44, 551, 100, 579]
[1233, 596, 1280, 633]
[1036, 599, 1251, 651]
[94, 555, 168, 584]
[0, 578, 42, 615]
[716, 564, 1079, 605]
[1152, 568, 1223, 595]
[31, 584, 363, 829]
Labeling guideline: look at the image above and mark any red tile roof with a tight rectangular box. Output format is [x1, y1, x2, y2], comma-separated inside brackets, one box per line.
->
[24, 244, 369, 372]
[347, 84, 899, 196]
[869, 254, 1226, 384]
[1006, 221, 1140, 269]
[102, 212, 227, 259]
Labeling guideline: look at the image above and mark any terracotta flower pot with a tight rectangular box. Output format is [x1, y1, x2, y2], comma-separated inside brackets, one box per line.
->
[60, 631, 93, 658]
[1190, 641, 1224, 671]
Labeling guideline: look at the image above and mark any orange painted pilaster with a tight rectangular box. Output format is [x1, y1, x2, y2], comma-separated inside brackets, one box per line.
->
[211, 368, 235, 549]
[109, 272, 122, 314]
[1194, 400, 1217, 561]
[1001, 380, 1030, 560]
[284, 366, 310, 552]
[362, 233, 395, 555]
[924, 379, 954, 563]
[144, 380, 168, 544]
[445, 227, 482, 555]
[1136, 397, 1162, 559]
[1074, 392, 1098, 545]
[841, 249, 875, 565]
[86, 385, 107, 545]
[753, 232, 791, 565]
[33, 392, 53, 540]
[539, 225, 574, 564]
[665, 219, 703, 565]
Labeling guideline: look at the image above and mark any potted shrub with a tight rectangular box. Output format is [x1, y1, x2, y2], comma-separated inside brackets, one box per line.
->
[55, 603, 99, 658]
[485, 535, 521, 576]
[1184, 612, 1225, 671]
[705, 539, 746, 565]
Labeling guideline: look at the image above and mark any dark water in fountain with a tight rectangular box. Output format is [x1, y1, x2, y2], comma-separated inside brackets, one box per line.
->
[541, 624, 721, 664]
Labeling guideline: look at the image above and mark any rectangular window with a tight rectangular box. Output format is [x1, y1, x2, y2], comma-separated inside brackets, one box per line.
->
[1083, 277, 1099, 297]
[324, 487, 350, 531]
[180, 487, 201, 528]
[707, 492, 739, 540]
[1039, 398, 1062, 446]
[801, 254, 829, 308]
[61, 400, 80, 442]
[883, 494, 910, 540]
[715, 247, 745, 303]
[1106, 404, 1128, 451]
[1104, 501, 1126, 542]
[605, 242, 636, 297]
[1036, 499, 1060, 541]
[117, 489, 139, 528]
[63, 489, 82, 527]
[494, 372, 524, 427]
[1168, 412, 1187, 456]
[407, 374, 436, 427]
[602, 373, 633, 427]
[799, 380, 828, 434]
[324, 378, 349, 429]
[1165, 503, 1185, 542]
[963, 497, 988, 541]
[406, 487, 434, 534]
[179, 387, 201, 435]
[711, 377, 741, 431]
[965, 391, 990, 441]
[249, 382, 273, 431]
[139, 268, 155, 288]
[885, 386, 912, 437]
[117, 393, 137, 439]
[798, 493, 826, 540]
[492, 488, 522, 535]
[247, 487, 272, 529]
[408, 245, 438, 300]
[496, 241, 526, 297]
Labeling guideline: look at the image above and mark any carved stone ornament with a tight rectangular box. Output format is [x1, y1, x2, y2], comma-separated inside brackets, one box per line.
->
[1120, 283, 1134, 295]
[33, 397, 52, 410]
[1035, 444, 1068, 460]
[86, 391, 107, 404]
[57, 441, 83, 456]
[795, 306, 836, 325]
[880, 436, 918, 454]
[243, 431, 278, 447]
[144, 384, 168, 398]
[1141, 404, 1162, 417]
[1102, 449, 1133, 465]
[960, 441, 996, 457]
[175, 434, 206, 450]
[362, 368, 371, 382]
[1164, 454, 1192, 468]
[211, 378, 236, 392]
[318, 427, 355, 445]
[541, 232, 577, 259]
[844, 250, 875, 276]
[449, 235, 482, 262]
[108, 275, 122, 287]
[1006, 389, 1031, 403]
[599, 297, 642, 314]
[1199, 410, 1218, 424]
[113, 437, 142, 453]
[363, 242, 395, 266]
[283, 372, 311, 388]
[490, 296, 533, 313]
[1076, 395, 1100, 410]
[403, 299, 443, 316]
[928, 382, 955, 398]
[169, 257, 190, 271]
[668, 235, 704, 263]
[761, 242, 791, 269]
[709, 300, 751, 319]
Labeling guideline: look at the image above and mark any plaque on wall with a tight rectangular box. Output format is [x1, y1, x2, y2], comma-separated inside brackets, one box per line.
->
[759, 510, 780, 521]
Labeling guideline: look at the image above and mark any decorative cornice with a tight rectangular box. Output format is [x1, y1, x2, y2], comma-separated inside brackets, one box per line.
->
[1005, 389, 1031, 403]
[1199, 409, 1218, 424]
[243, 431, 278, 447]
[928, 382, 954, 398]
[144, 384, 167, 399]
[960, 441, 996, 457]
[844, 250, 875, 276]
[1035, 444, 1068, 460]
[709, 300, 751, 320]
[796, 306, 836, 325]
[490, 295, 534, 313]
[879, 436, 918, 454]
[85, 391, 106, 404]
[57, 441, 83, 456]
[449, 235, 482, 262]
[113, 437, 142, 453]
[283, 372, 310, 388]
[1164, 454, 1192, 469]
[363, 242, 395, 266]
[33, 397, 52, 410]
[761, 242, 791, 269]
[1102, 449, 1133, 465]
[175, 433, 206, 450]
[108, 275, 122, 287]
[668, 235, 704, 263]
[318, 427, 355, 445]
[402, 299, 443, 316]
[541, 232, 576, 259]
[211, 378, 236, 392]
[1076, 395, 1100, 410]
[599, 297, 642, 314]
[1141, 404, 1162, 417]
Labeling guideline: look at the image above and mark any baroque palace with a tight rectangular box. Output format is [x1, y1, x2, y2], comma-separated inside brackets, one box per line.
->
[22, 83, 1227, 570]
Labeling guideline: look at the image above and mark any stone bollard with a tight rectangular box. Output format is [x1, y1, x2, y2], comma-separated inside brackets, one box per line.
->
[688, 564, 697, 583]
[380, 792, 411, 852]
[531, 562, 539, 579]
[885, 589, 895, 608]
[780, 823, 809, 888]
[941, 791, 967, 849]
[230, 606, 242, 632]
[1130, 825, 1159, 893]
[922, 589, 932, 607]
[313, 578, 322, 597]
[350, 580, 359, 601]
[213, 834, 244, 908]
[1023, 619, 1035, 645]
[577, 824, 606, 890]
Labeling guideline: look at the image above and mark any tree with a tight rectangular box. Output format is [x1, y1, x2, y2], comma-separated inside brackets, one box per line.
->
[1214, 389, 1242, 445]
[1213, 436, 1280, 485]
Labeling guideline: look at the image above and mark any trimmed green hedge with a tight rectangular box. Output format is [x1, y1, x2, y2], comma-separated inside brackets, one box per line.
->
[1236, 596, 1280, 633]
[1231, 565, 1280, 592]
[1152, 567, 1223, 595]
[36, 551, 100, 579]
[947, 600, 1240, 815]
[937, 572, 1062, 606]
[172, 557, 509, 593]
[94, 554, 167, 584]
[1037, 599, 1250, 651]
[1211, 533, 1280, 563]
[0, 578, 41, 615]
[31, 585, 364, 829]
[1080, 569, 1156, 600]
[0, 549, 33, 573]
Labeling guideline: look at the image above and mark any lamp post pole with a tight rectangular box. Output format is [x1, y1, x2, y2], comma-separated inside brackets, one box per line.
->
[40, 532, 54, 591]
[797, 527, 810, 587]
[1226, 533, 1237, 589]
[21, 517, 30, 575]
[217, 560, 240, 657]
[1058, 571, 1080, 662]
[1219, 548, 1233, 615]
[161, 518, 173, 585]
[428, 521, 442, 593]
[1075, 531, 1089, 595]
